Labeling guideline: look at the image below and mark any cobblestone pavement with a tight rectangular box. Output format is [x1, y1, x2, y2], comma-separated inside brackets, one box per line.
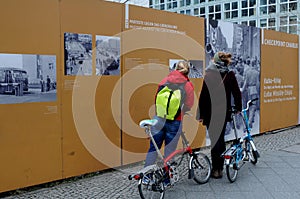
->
[2, 125, 300, 199]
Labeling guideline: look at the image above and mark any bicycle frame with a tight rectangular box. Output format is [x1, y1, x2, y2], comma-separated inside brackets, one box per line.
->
[146, 124, 193, 169]
[223, 98, 259, 167]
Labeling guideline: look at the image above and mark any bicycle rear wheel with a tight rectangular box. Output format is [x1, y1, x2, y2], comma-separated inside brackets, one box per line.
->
[225, 156, 238, 183]
[138, 175, 165, 199]
[190, 152, 211, 184]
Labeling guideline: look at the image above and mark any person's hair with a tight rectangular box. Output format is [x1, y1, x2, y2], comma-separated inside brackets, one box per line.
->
[175, 60, 190, 76]
[214, 51, 232, 66]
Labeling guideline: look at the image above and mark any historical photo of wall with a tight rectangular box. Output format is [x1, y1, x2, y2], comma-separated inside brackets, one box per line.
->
[96, 35, 120, 76]
[64, 33, 92, 76]
[0, 53, 57, 104]
[169, 59, 203, 78]
[205, 19, 261, 142]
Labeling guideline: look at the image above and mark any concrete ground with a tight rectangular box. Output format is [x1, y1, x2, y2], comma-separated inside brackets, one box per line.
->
[2, 126, 300, 199]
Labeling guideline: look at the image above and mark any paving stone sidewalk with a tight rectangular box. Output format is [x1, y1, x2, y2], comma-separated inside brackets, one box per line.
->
[2, 126, 300, 199]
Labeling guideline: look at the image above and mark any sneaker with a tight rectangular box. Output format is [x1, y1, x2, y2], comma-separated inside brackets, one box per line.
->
[142, 175, 153, 185]
[218, 169, 223, 178]
[163, 178, 170, 187]
[211, 170, 222, 179]
[142, 178, 150, 185]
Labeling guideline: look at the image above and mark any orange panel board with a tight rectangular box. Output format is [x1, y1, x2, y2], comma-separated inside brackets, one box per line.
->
[260, 29, 299, 132]
[0, 0, 62, 192]
[60, 0, 123, 178]
[121, 5, 206, 165]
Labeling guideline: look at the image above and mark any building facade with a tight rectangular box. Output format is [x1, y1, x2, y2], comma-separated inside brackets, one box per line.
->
[150, 0, 300, 35]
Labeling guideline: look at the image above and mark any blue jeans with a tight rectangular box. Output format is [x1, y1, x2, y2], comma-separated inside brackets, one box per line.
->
[144, 117, 182, 167]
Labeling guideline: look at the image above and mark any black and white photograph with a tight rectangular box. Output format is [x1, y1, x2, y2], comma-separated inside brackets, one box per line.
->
[169, 59, 203, 78]
[205, 19, 261, 141]
[64, 33, 92, 76]
[96, 35, 120, 76]
[0, 53, 57, 104]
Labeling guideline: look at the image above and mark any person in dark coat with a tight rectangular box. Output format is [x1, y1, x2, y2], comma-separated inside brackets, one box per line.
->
[197, 52, 242, 178]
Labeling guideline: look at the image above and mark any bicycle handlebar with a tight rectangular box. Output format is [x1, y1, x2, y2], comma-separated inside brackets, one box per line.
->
[243, 98, 258, 112]
[230, 98, 258, 114]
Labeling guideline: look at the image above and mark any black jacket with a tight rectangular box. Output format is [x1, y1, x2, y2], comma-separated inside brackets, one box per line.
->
[197, 63, 242, 126]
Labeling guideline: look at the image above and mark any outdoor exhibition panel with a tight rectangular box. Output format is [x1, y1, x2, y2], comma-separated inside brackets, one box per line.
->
[0, 0, 62, 193]
[0, 0, 299, 194]
[260, 29, 299, 132]
[60, 0, 123, 179]
[204, 19, 262, 142]
[121, 4, 206, 165]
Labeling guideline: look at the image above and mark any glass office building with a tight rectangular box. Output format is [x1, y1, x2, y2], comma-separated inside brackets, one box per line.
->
[150, 0, 300, 35]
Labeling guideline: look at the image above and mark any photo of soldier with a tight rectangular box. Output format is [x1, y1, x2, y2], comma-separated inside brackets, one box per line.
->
[204, 19, 261, 141]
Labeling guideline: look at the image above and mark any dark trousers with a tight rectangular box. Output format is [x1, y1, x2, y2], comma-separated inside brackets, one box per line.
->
[207, 121, 227, 171]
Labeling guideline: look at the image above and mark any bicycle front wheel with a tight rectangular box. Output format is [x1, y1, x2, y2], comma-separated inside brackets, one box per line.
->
[226, 156, 238, 183]
[190, 152, 211, 184]
[246, 141, 259, 165]
[138, 178, 165, 199]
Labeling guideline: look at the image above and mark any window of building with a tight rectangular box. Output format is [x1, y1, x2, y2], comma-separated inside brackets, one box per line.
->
[225, 11, 230, 19]
[186, 9, 191, 15]
[260, 0, 267, 5]
[268, 5, 276, 13]
[224, 3, 230, 10]
[289, 16, 297, 25]
[242, 21, 248, 26]
[289, 2, 297, 11]
[160, 0, 164, 3]
[200, 8, 205, 17]
[268, 18, 276, 27]
[242, 0, 247, 8]
[280, 16, 287, 26]
[232, 2, 238, 9]
[180, 0, 184, 7]
[194, 0, 199, 5]
[167, 3, 172, 9]
[232, 10, 238, 18]
[249, 20, 256, 27]
[260, 19, 267, 27]
[200, 0, 205, 3]
[215, 13, 221, 20]
[224, 2, 239, 19]
[249, 0, 256, 7]
[209, 5, 214, 12]
[260, 6, 267, 15]
[249, 8, 255, 16]
[200, 7, 205, 14]
[160, 4, 165, 9]
[242, 9, 248, 17]
[289, 25, 297, 34]
[180, 10, 185, 14]
[194, 8, 199, 15]
[173, 1, 177, 8]
[215, 4, 221, 12]
[279, 26, 288, 32]
[280, 4, 288, 12]
[186, 0, 191, 6]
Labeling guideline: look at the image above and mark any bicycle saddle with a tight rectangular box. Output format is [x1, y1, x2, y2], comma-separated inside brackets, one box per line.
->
[139, 119, 158, 128]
